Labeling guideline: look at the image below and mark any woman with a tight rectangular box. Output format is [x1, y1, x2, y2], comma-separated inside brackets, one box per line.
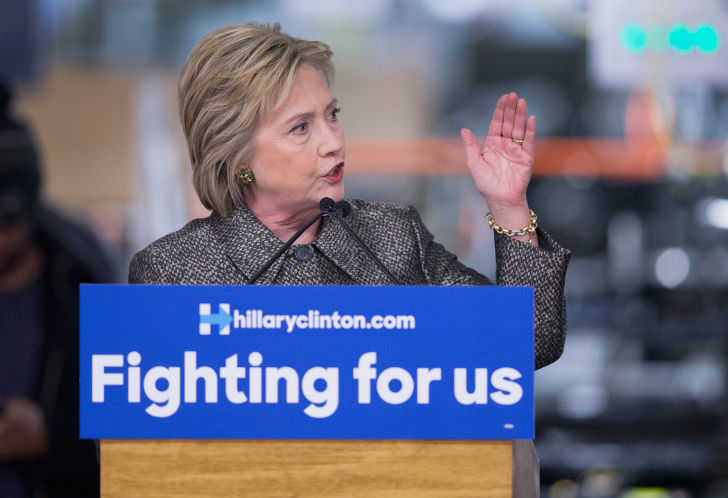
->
[129, 22, 569, 496]
[129, 22, 570, 370]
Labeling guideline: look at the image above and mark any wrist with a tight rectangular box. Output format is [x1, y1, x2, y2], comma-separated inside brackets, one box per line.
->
[485, 202, 531, 230]
[484, 196, 529, 215]
[484, 206, 538, 246]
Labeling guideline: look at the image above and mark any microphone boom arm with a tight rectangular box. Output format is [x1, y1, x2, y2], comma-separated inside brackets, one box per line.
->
[246, 212, 325, 285]
[333, 207, 401, 285]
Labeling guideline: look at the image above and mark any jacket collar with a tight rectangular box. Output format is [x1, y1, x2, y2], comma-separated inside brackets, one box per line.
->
[315, 205, 393, 285]
[210, 201, 391, 285]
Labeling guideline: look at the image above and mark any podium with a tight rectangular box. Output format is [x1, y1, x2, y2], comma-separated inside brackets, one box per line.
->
[83, 285, 535, 497]
[100, 439, 513, 497]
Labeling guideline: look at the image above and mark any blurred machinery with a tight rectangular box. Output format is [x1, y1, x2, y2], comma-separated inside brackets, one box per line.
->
[432, 2, 728, 494]
[530, 177, 728, 497]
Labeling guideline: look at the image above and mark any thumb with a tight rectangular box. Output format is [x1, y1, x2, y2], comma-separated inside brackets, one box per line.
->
[460, 128, 481, 167]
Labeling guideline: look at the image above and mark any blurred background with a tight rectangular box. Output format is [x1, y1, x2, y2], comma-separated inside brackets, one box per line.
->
[2, 0, 727, 496]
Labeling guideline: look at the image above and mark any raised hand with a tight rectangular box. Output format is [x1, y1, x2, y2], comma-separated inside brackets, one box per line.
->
[460, 92, 537, 245]
[461, 92, 535, 210]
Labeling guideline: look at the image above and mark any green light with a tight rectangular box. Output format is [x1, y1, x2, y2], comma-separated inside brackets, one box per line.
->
[621, 489, 670, 498]
[669, 23, 693, 52]
[694, 24, 720, 53]
[621, 22, 721, 54]
[621, 23, 647, 52]
[648, 25, 670, 52]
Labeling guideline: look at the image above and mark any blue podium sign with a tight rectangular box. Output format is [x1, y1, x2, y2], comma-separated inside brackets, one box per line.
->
[80, 285, 534, 439]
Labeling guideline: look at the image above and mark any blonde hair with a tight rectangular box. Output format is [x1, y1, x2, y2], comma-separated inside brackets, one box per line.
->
[179, 23, 334, 216]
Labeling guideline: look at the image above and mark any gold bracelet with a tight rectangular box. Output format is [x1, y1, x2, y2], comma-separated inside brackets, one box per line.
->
[484, 209, 538, 238]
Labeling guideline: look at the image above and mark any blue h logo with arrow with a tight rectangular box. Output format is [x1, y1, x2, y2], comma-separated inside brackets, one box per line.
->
[199, 303, 233, 335]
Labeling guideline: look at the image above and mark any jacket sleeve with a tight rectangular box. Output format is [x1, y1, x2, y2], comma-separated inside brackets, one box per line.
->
[128, 249, 164, 284]
[494, 228, 570, 369]
[409, 206, 570, 369]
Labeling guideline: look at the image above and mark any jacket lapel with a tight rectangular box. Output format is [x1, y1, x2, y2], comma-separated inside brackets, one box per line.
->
[210, 202, 392, 286]
[210, 205, 287, 285]
[315, 209, 393, 286]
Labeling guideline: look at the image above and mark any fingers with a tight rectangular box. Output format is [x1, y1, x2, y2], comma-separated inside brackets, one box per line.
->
[523, 115, 536, 156]
[460, 128, 482, 167]
[512, 98, 527, 141]
[486, 92, 533, 147]
[487, 95, 506, 137]
[501, 92, 518, 137]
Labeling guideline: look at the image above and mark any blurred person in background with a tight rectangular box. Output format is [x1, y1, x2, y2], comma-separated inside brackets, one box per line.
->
[0, 79, 113, 497]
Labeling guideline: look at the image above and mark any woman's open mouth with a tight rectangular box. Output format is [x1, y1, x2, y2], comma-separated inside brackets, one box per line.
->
[324, 162, 345, 183]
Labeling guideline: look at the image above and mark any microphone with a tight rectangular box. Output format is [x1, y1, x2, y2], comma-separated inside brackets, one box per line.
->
[332, 200, 401, 285]
[333, 200, 351, 218]
[247, 198, 336, 284]
[320, 197, 336, 212]
[320, 199, 350, 219]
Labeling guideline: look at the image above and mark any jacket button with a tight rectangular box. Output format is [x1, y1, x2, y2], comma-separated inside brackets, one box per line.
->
[295, 245, 313, 261]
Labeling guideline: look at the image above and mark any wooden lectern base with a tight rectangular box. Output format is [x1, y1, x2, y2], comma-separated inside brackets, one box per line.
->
[101, 439, 512, 497]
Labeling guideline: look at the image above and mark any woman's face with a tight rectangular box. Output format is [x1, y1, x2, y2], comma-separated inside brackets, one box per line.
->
[247, 64, 346, 216]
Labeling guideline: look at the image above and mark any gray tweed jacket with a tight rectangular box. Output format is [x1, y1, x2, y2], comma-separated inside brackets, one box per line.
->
[129, 199, 570, 369]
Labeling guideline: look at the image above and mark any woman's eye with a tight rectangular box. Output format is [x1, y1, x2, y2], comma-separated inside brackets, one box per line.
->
[330, 107, 341, 120]
[292, 122, 308, 134]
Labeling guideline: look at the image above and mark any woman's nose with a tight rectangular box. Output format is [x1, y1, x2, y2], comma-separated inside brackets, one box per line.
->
[317, 122, 344, 157]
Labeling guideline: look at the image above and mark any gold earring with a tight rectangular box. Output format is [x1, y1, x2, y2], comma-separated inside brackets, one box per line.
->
[239, 168, 255, 185]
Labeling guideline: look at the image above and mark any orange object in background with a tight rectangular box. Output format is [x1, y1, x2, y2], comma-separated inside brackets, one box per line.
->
[346, 137, 670, 180]
[346, 88, 728, 182]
